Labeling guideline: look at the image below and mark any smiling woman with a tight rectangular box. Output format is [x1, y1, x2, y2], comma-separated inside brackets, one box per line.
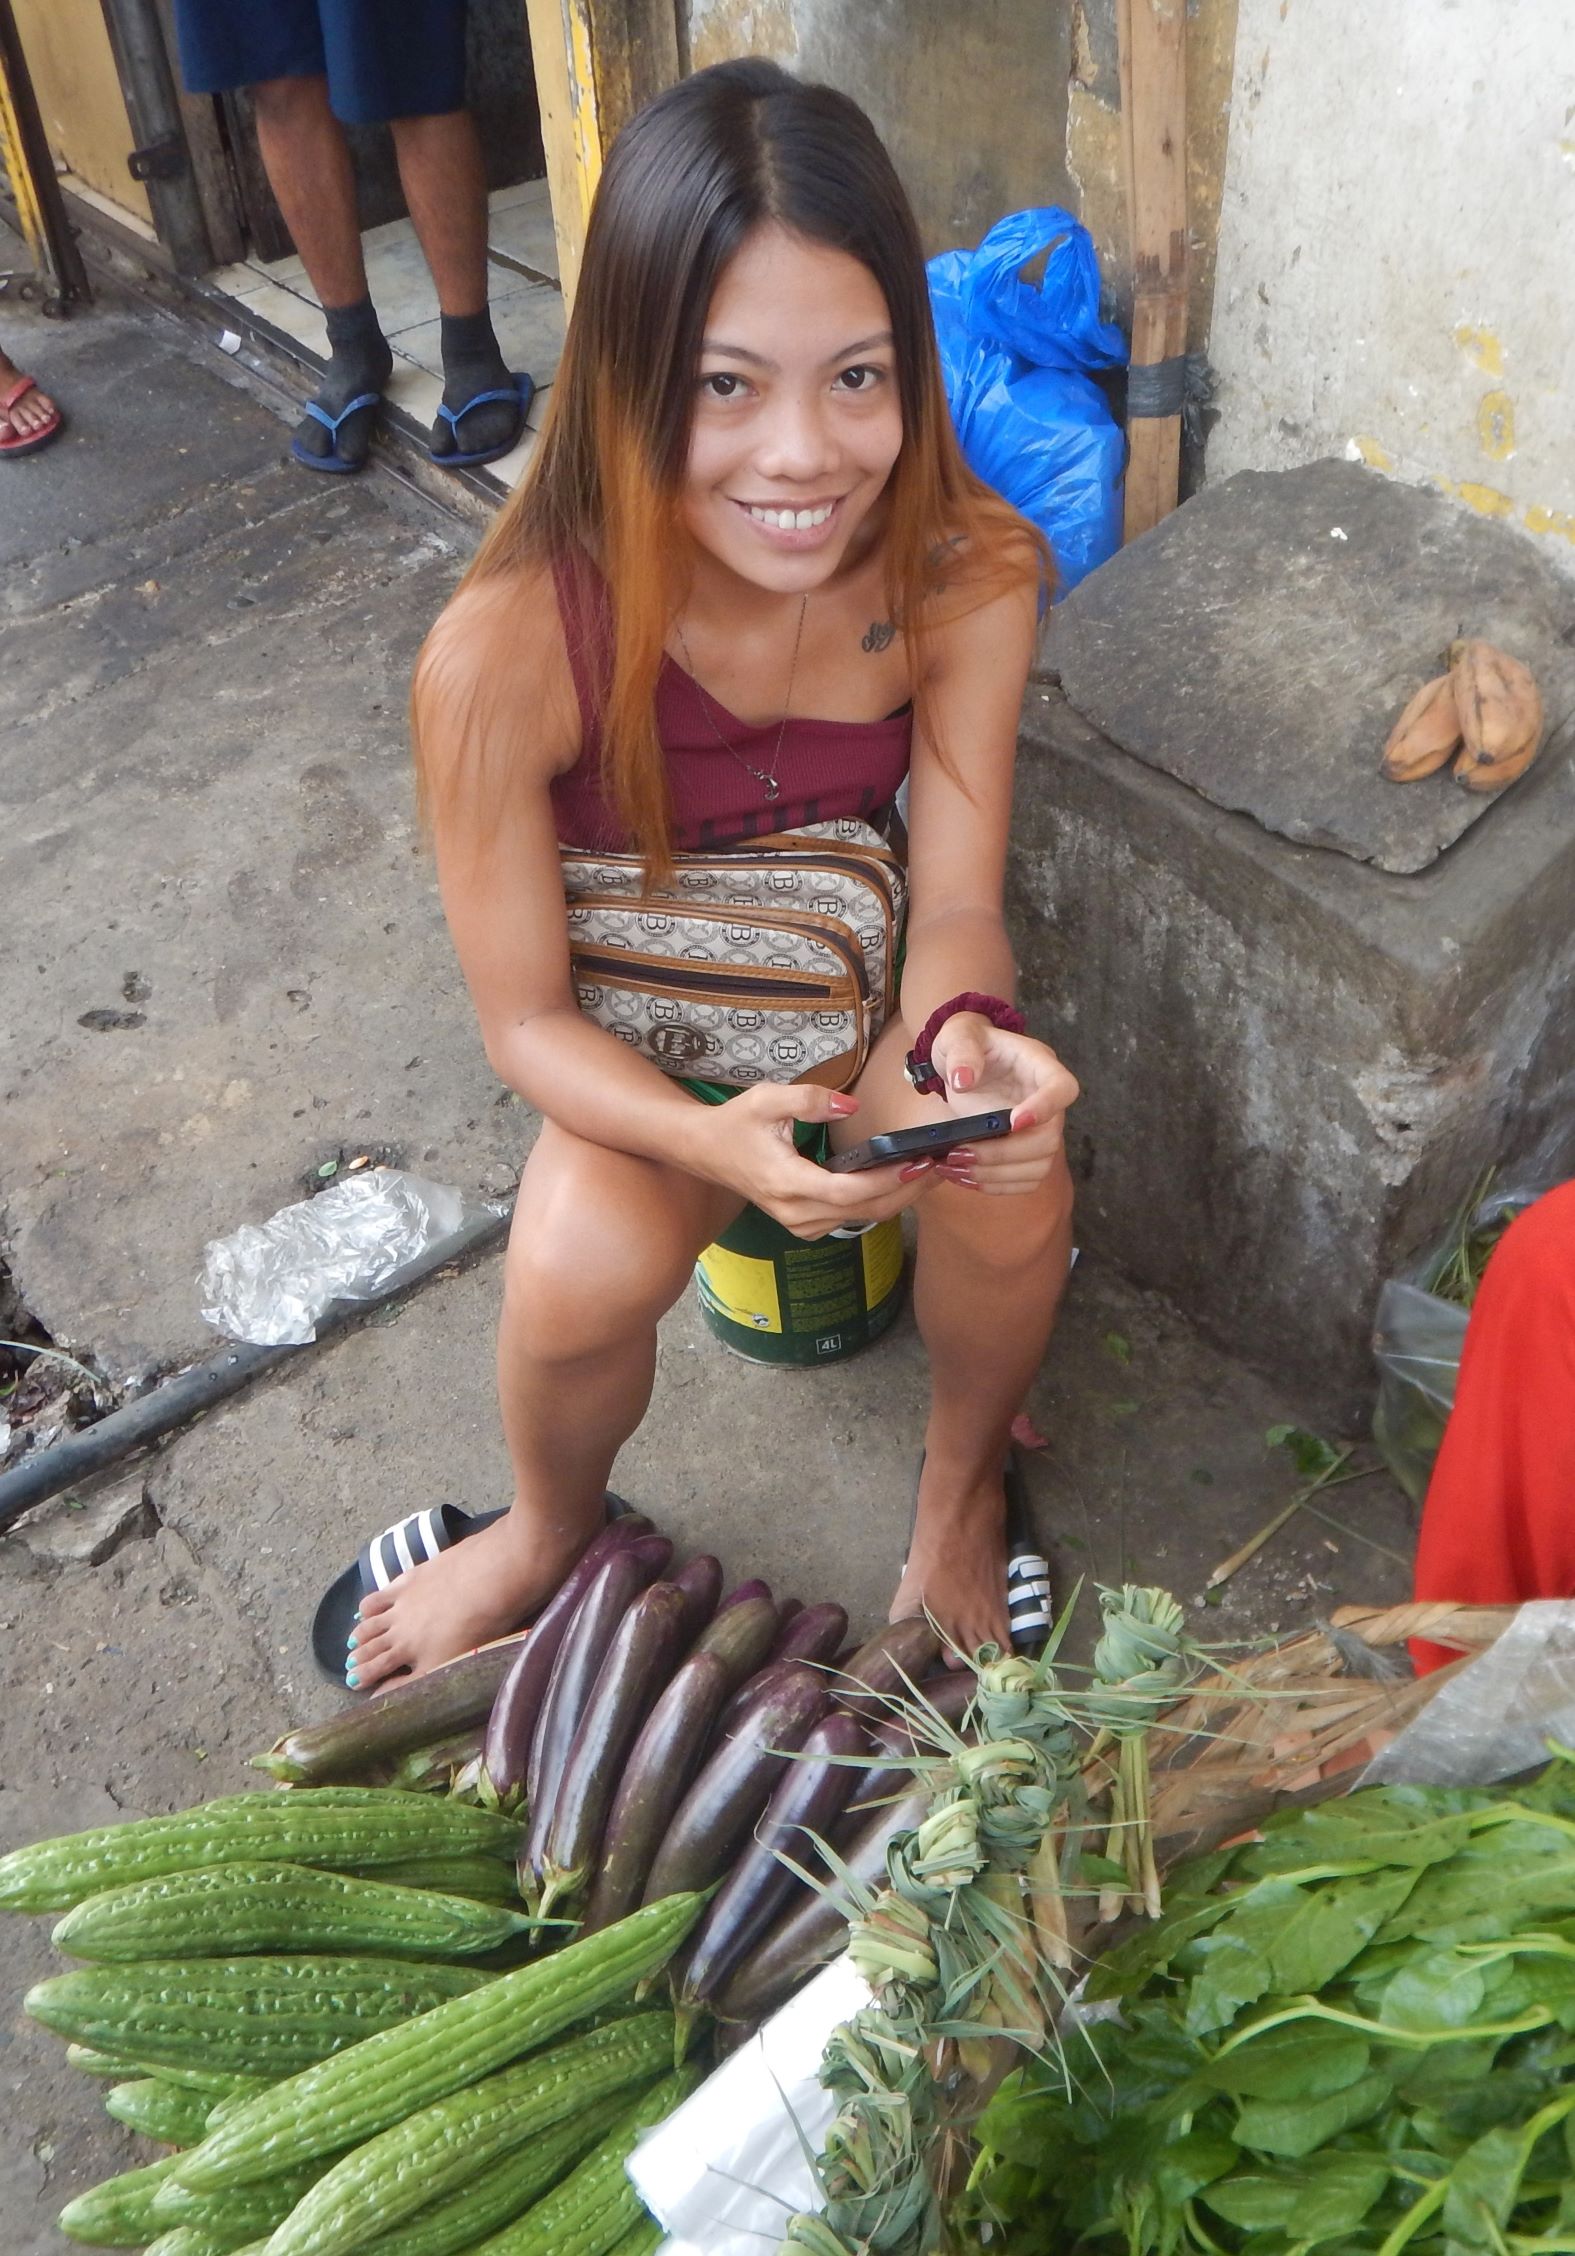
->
[341, 58, 1080, 1693]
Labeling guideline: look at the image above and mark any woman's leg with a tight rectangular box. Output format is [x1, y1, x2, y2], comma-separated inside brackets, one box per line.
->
[843, 1024, 1074, 1657]
[350, 1121, 742, 1684]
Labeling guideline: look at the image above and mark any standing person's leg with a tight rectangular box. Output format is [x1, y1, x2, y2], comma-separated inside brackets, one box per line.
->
[348, 1123, 744, 1686]
[250, 75, 393, 468]
[326, 1, 524, 464]
[169, 1, 390, 468]
[390, 109, 520, 462]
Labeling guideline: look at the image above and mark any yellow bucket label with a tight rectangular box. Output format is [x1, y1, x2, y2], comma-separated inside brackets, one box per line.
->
[861, 1217, 904, 1306]
[695, 1243, 782, 1334]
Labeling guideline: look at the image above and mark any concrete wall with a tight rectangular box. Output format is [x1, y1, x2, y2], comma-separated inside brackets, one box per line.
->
[684, 0, 1077, 256]
[1208, 0, 1575, 578]
[682, 0, 1238, 346]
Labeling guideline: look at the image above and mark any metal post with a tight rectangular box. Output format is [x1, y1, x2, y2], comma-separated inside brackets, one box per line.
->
[95, 0, 212, 273]
[0, 0, 90, 313]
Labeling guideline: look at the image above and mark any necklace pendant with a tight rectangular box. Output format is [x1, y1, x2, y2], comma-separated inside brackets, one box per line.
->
[764, 777, 781, 802]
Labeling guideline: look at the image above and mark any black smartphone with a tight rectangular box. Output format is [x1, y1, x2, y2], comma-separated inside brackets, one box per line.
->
[822, 1108, 1013, 1174]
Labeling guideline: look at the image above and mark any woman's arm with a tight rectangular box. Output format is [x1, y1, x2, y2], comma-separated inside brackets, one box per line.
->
[415, 571, 929, 1235]
[900, 563, 1079, 1187]
[415, 574, 718, 1171]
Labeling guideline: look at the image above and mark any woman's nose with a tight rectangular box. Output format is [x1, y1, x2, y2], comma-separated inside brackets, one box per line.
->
[754, 394, 835, 481]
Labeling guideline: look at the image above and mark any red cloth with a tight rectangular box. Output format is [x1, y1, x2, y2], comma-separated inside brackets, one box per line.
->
[1410, 1177, 1575, 1672]
[548, 552, 913, 854]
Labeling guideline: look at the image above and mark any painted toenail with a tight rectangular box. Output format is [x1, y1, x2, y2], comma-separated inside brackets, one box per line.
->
[346, 1669, 360, 1688]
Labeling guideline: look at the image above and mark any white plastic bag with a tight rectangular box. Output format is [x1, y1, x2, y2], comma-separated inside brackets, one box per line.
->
[628, 1957, 871, 2255]
[198, 1168, 473, 1346]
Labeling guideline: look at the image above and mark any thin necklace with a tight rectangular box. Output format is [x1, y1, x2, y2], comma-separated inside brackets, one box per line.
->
[673, 595, 808, 805]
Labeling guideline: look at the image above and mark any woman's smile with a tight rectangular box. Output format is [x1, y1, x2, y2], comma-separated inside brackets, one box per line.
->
[730, 493, 846, 548]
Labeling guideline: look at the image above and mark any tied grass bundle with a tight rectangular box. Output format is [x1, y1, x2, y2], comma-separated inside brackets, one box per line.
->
[1087, 1586, 1192, 1919]
[784, 1584, 1205, 2256]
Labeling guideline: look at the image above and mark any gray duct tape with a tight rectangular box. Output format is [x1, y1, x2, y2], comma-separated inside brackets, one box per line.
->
[1125, 354, 1189, 419]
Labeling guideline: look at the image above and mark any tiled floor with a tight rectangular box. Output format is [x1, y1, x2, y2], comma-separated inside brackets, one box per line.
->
[208, 179, 562, 485]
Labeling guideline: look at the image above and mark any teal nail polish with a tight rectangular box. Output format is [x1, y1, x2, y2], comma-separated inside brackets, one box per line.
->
[345, 1668, 360, 1688]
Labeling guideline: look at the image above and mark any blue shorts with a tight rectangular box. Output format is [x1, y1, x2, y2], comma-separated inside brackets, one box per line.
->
[173, 0, 468, 125]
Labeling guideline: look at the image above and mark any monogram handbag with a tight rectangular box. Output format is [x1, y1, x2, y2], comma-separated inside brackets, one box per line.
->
[560, 818, 907, 1089]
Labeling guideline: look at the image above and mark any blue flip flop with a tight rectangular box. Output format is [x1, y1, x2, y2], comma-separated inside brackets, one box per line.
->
[290, 389, 384, 475]
[430, 370, 535, 470]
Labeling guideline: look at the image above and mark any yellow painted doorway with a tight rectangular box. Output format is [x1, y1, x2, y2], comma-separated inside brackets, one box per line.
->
[10, 0, 152, 226]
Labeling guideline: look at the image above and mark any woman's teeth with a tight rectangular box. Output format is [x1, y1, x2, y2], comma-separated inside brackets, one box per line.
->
[746, 502, 835, 530]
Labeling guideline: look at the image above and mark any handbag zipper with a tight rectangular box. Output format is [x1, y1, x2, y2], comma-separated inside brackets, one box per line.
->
[571, 950, 842, 1003]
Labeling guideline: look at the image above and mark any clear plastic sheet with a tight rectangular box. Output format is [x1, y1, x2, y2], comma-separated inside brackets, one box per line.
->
[1370, 1180, 1547, 1502]
[1359, 1599, 1575, 1788]
[198, 1168, 473, 1346]
[628, 1956, 871, 2256]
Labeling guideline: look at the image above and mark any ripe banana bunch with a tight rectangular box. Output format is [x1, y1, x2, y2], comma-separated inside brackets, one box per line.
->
[1381, 638, 1545, 793]
[1449, 637, 1545, 792]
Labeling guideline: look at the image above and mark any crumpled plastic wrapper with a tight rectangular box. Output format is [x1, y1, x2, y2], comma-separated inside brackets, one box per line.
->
[628, 1956, 871, 2255]
[1360, 1599, 1575, 1789]
[199, 1168, 472, 1346]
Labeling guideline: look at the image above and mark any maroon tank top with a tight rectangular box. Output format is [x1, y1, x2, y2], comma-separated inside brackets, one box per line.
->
[549, 553, 912, 854]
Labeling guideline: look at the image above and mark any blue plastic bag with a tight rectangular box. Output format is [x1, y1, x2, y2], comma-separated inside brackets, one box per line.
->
[928, 207, 1127, 596]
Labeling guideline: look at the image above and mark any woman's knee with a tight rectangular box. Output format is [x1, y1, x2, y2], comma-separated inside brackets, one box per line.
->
[501, 1151, 700, 1362]
[921, 1157, 1073, 1274]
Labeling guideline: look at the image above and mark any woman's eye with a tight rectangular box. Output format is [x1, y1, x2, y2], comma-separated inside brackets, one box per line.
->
[835, 365, 885, 393]
[701, 371, 745, 399]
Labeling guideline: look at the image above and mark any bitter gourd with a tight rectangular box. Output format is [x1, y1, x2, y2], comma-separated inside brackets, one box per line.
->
[53, 1860, 534, 1962]
[175, 1891, 702, 2191]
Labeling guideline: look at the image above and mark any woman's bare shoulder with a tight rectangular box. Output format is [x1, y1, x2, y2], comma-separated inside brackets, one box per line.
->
[414, 560, 579, 782]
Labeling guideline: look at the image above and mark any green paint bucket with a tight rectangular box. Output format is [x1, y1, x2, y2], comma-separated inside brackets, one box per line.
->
[695, 1205, 905, 1365]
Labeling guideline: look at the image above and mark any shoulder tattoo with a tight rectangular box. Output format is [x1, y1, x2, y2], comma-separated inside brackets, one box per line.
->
[861, 619, 896, 653]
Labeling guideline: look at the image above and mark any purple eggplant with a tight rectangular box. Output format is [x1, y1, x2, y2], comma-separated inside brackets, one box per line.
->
[711, 1787, 930, 2027]
[766, 1601, 849, 1669]
[581, 1648, 732, 1934]
[840, 1669, 976, 1822]
[689, 1594, 778, 1689]
[671, 1555, 723, 1642]
[831, 1619, 941, 1720]
[641, 1663, 829, 1904]
[536, 1580, 691, 1913]
[520, 1545, 659, 1899]
[259, 1638, 531, 1786]
[478, 1516, 654, 1806]
[676, 1709, 867, 2014]
[715, 1578, 773, 1614]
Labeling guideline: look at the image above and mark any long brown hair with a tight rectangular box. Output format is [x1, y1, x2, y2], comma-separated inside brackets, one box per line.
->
[416, 58, 1050, 875]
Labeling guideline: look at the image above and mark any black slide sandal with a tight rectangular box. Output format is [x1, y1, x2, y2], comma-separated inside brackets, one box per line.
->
[1003, 1452, 1054, 1660]
[312, 1493, 631, 1685]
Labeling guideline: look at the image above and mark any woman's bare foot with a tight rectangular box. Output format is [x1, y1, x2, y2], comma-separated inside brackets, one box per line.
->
[347, 1509, 592, 1689]
[889, 1459, 1011, 1665]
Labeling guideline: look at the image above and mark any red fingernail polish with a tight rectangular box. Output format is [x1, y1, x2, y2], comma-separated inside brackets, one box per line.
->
[946, 1147, 976, 1164]
[951, 1066, 975, 1091]
[899, 1160, 932, 1180]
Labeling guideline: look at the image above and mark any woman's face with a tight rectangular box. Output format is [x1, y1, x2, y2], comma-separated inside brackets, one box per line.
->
[682, 223, 904, 594]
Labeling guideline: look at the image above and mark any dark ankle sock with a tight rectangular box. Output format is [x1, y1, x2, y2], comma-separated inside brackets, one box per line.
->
[439, 307, 509, 400]
[294, 295, 392, 465]
[432, 307, 522, 461]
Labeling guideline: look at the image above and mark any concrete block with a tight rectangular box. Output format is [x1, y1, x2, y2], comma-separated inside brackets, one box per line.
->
[1007, 684, 1575, 1420]
[15, 1474, 156, 1567]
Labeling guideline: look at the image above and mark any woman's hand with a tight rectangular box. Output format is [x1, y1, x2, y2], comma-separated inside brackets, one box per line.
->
[927, 1014, 1079, 1194]
[692, 1084, 933, 1240]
